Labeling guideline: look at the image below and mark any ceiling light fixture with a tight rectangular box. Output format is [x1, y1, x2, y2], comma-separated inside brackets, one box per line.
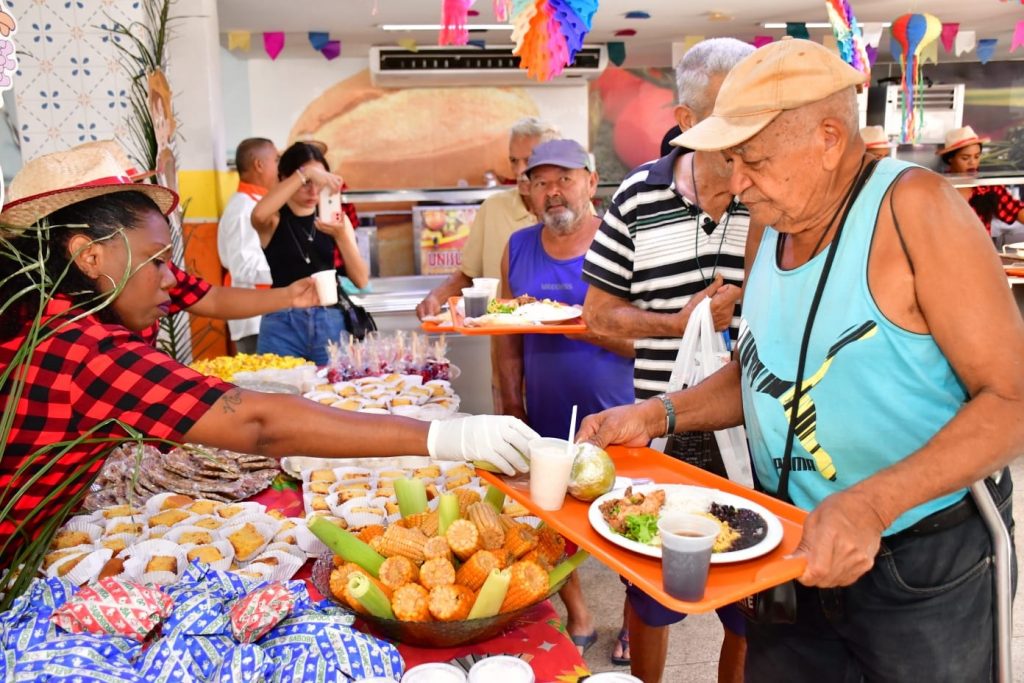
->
[380, 24, 513, 31]
[761, 21, 890, 29]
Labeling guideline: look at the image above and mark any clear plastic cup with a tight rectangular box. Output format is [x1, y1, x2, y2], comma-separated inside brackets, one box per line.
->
[657, 512, 720, 601]
[528, 437, 575, 511]
[461, 287, 489, 318]
[312, 269, 339, 306]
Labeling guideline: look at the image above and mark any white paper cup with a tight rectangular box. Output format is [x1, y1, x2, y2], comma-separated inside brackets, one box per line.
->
[467, 655, 534, 683]
[402, 662, 468, 682]
[528, 437, 576, 511]
[657, 512, 720, 601]
[312, 269, 339, 306]
[472, 277, 500, 303]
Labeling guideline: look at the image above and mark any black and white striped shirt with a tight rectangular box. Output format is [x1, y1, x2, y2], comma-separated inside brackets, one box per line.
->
[583, 148, 750, 400]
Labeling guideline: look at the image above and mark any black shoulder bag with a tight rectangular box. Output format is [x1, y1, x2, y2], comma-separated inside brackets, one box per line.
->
[336, 283, 377, 341]
[737, 158, 879, 625]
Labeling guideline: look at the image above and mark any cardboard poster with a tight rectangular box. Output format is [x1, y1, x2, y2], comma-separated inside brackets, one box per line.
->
[414, 205, 478, 275]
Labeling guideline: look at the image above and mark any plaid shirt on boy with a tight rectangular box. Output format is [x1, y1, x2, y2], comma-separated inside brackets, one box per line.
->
[0, 298, 231, 551]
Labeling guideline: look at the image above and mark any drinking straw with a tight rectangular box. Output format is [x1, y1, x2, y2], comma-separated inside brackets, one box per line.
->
[567, 404, 578, 457]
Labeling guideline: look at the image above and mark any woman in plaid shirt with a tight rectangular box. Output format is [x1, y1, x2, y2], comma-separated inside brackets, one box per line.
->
[0, 145, 535, 567]
[939, 125, 1024, 234]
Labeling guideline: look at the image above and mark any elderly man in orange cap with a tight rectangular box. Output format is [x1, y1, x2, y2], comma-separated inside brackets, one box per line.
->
[579, 37, 1022, 682]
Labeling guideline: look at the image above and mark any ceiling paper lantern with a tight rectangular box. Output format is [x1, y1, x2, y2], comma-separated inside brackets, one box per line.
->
[512, 0, 598, 81]
[890, 12, 941, 143]
[824, 0, 870, 78]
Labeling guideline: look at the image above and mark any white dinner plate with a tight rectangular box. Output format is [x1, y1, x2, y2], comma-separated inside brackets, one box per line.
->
[588, 483, 784, 564]
[515, 302, 583, 324]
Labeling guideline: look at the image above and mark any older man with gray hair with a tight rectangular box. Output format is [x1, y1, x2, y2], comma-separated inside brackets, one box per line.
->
[581, 37, 759, 683]
[580, 37, 1022, 682]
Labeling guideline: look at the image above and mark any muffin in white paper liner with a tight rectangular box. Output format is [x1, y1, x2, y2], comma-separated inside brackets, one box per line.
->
[231, 562, 276, 583]
[103, 518, 145, 540]
[245, 549, 304, 582]
[219, 519, 278, 563]
[98, 533, 140, 557]
[144, 509, 200, 532]
[144, 492, 197, 515]
[424, 379, 453, 397]
[53, 519, 104, 548]
[163, 525, 221, 546]
[331, 466, 375, 484]
[215, 501, 267, 520]
[293, 523, 329, 558]
[182, 540, 234, 572]
[272, 518, 300, 544]
[47, 548, 113, 585]
[218, 512, 283, 536]
[358, 408, 391, 415]
[188, 515, 226, 532]
[303, 389, 339, 405]
[123, 538, 188, 586]
[389, 404, 424, 419]
[353, 376, 384, 387]
[42, 545, 96, 574]
[400, 373, 425, 388]
[186, 499, 224, 517]
[337, 497, 387, 529]
[332, 381, 360, 397]
[263, 542, 307, 562]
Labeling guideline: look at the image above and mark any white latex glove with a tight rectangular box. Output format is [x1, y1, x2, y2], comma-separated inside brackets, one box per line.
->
[427, 416, 536, 476]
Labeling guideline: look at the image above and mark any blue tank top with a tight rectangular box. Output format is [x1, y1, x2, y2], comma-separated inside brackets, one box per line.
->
[508, 224, 635, 439]
[738, 159, 968, 535]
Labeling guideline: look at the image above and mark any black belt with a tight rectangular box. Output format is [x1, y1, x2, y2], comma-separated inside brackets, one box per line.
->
[897, 468, 1012, 537]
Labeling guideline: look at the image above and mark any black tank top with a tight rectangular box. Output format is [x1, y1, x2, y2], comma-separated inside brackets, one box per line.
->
[262, 204, 344, 287]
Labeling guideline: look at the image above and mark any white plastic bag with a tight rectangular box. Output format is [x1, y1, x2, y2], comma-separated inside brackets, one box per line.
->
[651, 298, 754, 488]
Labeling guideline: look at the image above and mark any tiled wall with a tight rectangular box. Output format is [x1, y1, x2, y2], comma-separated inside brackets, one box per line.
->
[10, 0, 143, 161]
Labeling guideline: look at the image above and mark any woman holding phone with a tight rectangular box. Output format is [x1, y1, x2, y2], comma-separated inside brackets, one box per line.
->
[251, 141, 368, 365]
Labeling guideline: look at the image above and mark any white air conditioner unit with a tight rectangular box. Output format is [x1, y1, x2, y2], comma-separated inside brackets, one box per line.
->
[883, 83, 964, 144]
[369, 44, 607, 87]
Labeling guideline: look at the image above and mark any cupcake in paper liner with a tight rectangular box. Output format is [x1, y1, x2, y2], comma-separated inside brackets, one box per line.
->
[53, 548, 113, 586]
[264, 542, 307, 562]
[303, 390, 340, 406]
[189, 514, 227, 532]
[219, 512, 284, 533]
[104, 516, 146, 538]
[306, 491, 338, 515]
[220, 520, 278, 564]
[187, 499, 224, 517]
[183, 540, 235, 572]
[424, 379, 453, 397]
[216, 501, 267, 520]
[337, 497, 387, 530]
[333, 481, 375, 505]
[123, 538, 188, 586]
[305, 478, 334, 495]
[358, 407, 390, 415]
[331, 381, 359, 397]
[292, 524, 329, 558]
[144, 492, 198, 515]
[272, 518, 300, 545]
[244, 549, 304, 583]
[164, 525, 221, 547]
[389, 404, 423, 419]
[52, 519, 103, 549]
[332, 397, 367, 411]
[331, 466, 374, 485]
[42, 545, 95, 574]
[401, 373, 425, 388]
[99, 532, 141, 558]
[145, 507, 199, 531]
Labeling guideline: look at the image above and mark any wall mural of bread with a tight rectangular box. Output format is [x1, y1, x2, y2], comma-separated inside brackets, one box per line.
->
[289, 70, 540, 189]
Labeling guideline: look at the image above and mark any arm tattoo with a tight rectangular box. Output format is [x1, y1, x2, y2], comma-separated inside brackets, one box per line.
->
[221, 388, 243, 414]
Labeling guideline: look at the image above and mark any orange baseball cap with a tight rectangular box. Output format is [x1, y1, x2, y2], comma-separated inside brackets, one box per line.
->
[672, 37, 868, 152]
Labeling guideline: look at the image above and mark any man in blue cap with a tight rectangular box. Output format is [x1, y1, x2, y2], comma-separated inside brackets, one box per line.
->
[496, 139, 635, 655]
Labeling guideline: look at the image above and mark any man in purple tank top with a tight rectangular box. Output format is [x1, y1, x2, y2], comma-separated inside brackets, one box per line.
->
[496, 139, 636, 657]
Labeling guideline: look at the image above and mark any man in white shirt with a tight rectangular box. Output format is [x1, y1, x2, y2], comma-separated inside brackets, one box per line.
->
[218, 138, 280, 353]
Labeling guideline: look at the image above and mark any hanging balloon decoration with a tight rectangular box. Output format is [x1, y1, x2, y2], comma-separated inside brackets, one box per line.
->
[511, 0, 599, 81]
[824, 0, 870, 79]
[440, 0, 476, 46]
[890, 12, 941, 143]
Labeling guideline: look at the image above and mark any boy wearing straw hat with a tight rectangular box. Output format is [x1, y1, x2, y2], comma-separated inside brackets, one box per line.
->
[579, 38, 1021, 682]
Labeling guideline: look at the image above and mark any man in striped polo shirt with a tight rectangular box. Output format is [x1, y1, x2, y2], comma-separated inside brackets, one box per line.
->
[581, 38, 761, 683]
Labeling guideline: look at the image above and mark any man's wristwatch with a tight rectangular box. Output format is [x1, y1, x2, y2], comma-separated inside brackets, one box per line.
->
[655, 393, 676, 437]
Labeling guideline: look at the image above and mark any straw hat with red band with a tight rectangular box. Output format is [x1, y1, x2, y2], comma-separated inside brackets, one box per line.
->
[936, 125, 990, 156]
[860, 125, 893, 150]
[0, 145, 178, 231]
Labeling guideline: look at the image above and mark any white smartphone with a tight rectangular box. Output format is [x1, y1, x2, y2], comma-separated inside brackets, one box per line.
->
[318, 187, 343, 223]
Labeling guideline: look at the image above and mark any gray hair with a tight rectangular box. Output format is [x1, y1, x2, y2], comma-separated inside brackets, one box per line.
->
[509, 117, 561, 143]
[675, 38, 755, 116]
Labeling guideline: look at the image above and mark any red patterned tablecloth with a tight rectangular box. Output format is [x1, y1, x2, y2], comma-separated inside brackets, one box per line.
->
[251, 478, 591, 682]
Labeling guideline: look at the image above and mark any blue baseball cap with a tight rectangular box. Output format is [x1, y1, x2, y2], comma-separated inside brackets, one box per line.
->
[524, 139, 593, 176]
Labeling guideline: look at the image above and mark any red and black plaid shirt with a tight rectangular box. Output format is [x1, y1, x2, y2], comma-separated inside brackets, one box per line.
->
[972, 185, 1024, 232]
[0, 298, 231, 553]
[140, 261, 212, 345]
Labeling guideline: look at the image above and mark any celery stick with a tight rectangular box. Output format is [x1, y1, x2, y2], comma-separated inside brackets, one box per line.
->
[348, 573, 395, 619]
[394, 477, 428, 518]
[438, 493, 460, 536]
[309, 516, 384, 577]
[548, 549, 590, 589]
[467, 568, 511, 619]
[483, 485, 506, 513]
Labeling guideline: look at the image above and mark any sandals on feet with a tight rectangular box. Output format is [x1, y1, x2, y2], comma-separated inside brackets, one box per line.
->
[610, 627, 630, 666]
[570, 630, 599, 655]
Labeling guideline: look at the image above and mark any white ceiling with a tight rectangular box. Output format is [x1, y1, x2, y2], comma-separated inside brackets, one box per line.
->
[216, 0, 1024, 65]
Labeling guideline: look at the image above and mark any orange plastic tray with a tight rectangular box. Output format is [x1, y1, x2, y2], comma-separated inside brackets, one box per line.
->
[479, 445, 808, 614]
[419, 319, 453, 334]
[446, 296, 587, 336]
